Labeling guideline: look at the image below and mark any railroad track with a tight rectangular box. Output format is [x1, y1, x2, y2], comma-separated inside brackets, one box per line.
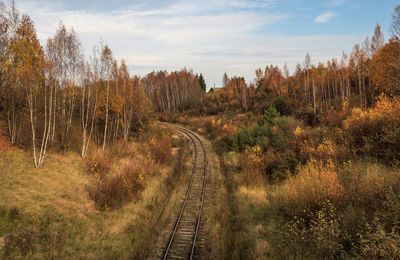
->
[161, 127, 208, 260]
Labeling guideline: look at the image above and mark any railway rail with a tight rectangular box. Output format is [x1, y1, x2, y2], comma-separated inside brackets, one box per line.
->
[161, 127, 208, 260]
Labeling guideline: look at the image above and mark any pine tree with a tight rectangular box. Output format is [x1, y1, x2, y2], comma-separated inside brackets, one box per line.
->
[198, 73, 207, 92]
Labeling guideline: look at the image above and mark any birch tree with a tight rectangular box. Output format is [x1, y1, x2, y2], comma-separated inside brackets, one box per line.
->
[81, 48, 100, 158]
[100, 45, 112, 150]
[47, 23, 83, 150]
[391, 5, 400, 39]
[7, 15, 49, 167]
[371, 24, 385, 55]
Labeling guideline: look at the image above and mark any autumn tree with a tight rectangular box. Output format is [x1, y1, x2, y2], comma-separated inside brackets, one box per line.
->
[370, 39, 400, 96]
[143, 69, 203, 113]
[6, 15, 48, 167]
[0, 1, 151, 163]
[0, 1, 8, 59]
[100, 45, 113, 150]
[391, 5, 400, 39]
[46, 22, 83, 149]
[0, 0, 22, 144]
[119, 60, 131, 140]
[81, 49, 100, 158]
[205, 76, 251, 113]
[371, 24, 384, 55]
[304, 53, 312, 105]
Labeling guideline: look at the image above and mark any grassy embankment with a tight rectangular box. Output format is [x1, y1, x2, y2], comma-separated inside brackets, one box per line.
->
[0, 123, 192, 258]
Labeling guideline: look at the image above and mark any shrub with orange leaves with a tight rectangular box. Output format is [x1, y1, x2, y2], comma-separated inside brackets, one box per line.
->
[84, 149, 112, 176]
[272, 160, 343, 216]
[301, 138, 337, 163]
[149, 135, 172, 164]
[87, 160, 145, 210]
[320, 100, 351, 127]
[343, 95, 400, 161]
[85, 141, 157, 210]
[242, 145, 265, 186]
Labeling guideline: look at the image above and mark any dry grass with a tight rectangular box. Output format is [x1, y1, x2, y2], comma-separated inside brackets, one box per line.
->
[200, 134, 231, 259]
[0, 150, 93, 218]
[271, 160, 343, 216]
[237, 186, 269, 207]
[241, 146, 266, 186]
[0, 124, 192, 258]
[339, 161, 400, 208]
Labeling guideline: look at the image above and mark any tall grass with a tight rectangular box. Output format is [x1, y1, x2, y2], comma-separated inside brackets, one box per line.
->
[271, 160, 343, 216]
[0, 125, 191, 258]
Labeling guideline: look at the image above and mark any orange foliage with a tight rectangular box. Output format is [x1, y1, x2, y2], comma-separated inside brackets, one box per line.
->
[273, 160, 343, 215]
[370, 40, 400, 96]
[343, 95, 400, 159]
[149, 135, 172, 164]
[242, 145, 265, 186]
[301, 138, 337, 163]
[4, 15, 45, 86]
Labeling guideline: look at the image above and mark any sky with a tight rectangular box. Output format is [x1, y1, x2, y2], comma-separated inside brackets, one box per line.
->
[15, 0, 399, 88]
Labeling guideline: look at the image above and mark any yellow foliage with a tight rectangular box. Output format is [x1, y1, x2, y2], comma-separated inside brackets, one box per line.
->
[294, 126, 304, 138]
[342, 161, 400, 202]
[301, 138, 337, 163]
[343, 95, 400, 158]
[273, 160, 343, 215]
[242, 145, 265, 186]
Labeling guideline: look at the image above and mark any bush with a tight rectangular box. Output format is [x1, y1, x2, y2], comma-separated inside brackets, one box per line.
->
[269, 116, 300, 151]
[339, 162, 400, 211]
[272, 160, 343, 216]
[279, 202, 343, 259]
[301, 138, 337, 163]
[379, 189, 400, 232]
[343, 96, 400, 162]
[84, 150, 111, 176]
[108, 140, 136, 159]
[358, 218, 400, 259]
[295, 125, 349, 164]
[242, 146, 265, 186]
[149, 135, 172, 164]
[232, 125, 270, 151]
[320, 100, 351, 128]
[263, 106, 280, 123]
[309, 202, 344, 258]
[84, 144, 154, 210]
[87, 161, 145, 210]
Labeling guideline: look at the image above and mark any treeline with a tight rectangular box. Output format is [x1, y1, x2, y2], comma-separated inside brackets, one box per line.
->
[205, 9, 400, 124]
[255, 23, 395, 121]
[205, 75, 256, 113]
[143, 69, 204, 113]
[0, 1, 151, 167]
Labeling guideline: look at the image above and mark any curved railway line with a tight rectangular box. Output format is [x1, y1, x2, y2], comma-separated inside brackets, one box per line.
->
[161, 126, 208, 260]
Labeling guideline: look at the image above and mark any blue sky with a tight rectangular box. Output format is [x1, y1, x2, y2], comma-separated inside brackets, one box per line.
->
[16, 0, 398, 88]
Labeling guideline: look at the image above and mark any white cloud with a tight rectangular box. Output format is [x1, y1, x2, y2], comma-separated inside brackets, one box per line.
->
[16, 1, 361, 87]
[314, 12, 336, 23]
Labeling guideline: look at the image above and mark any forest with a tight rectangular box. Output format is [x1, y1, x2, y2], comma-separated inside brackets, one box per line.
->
[0, 0, 400, 259]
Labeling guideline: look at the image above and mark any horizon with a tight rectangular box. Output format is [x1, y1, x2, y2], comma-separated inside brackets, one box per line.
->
[17, 0, 398, 88]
